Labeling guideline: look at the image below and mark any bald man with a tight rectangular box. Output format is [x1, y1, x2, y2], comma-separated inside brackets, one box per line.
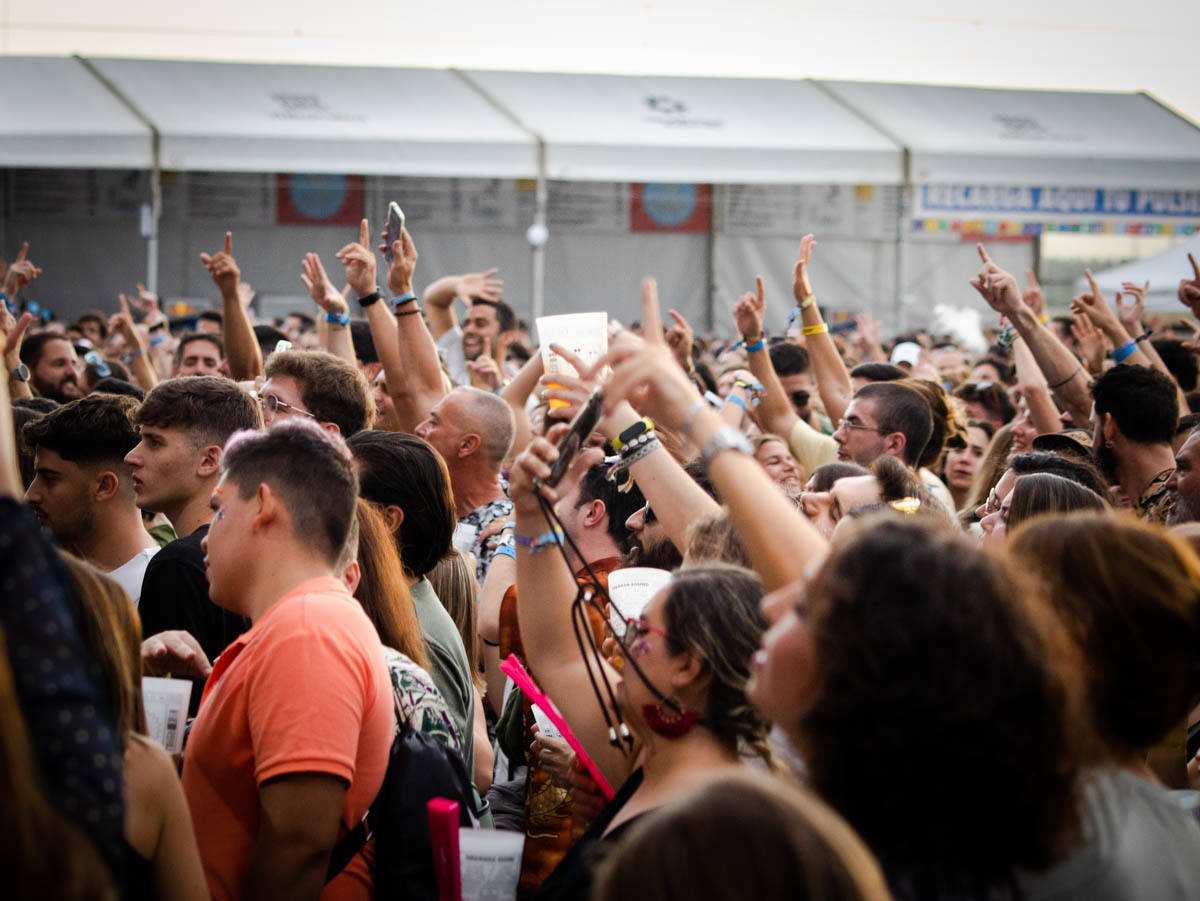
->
[416, 387, 516, 580]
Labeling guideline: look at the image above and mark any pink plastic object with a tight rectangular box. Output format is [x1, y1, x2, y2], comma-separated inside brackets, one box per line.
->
[427, 798, 462, 901]
[500, 654, 616, 801]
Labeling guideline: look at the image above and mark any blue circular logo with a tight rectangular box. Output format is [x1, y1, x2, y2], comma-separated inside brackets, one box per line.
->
[642, 183, 697, 227]
[288, 174, 348, 219]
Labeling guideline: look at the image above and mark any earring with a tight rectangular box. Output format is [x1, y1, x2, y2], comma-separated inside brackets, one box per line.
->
[642, 699, 697, 739]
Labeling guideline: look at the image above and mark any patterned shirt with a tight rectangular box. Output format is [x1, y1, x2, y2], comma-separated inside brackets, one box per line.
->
[1135, 468, 1175, 524]
[453, 495, 515, 583]
[383, 647, 463, 757]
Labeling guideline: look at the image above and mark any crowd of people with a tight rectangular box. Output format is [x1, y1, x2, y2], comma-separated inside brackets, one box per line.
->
[4, 219, 1200, 901]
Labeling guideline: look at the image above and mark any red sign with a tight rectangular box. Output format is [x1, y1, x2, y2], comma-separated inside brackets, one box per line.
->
[276, 173, 364, 226]
[630, 183, 712, 233]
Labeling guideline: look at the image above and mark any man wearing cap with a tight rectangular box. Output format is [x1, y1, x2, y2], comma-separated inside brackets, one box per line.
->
[1031, 427, 1096, 463]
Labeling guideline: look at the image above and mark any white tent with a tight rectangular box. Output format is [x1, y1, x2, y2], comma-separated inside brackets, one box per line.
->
[85, 59, 538, 178]
[1074, 233, 1200, 313]
[0, 57, 151, 169]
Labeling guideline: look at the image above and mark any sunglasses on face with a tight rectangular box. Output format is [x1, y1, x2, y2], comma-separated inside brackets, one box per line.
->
[622, 616, 673, 647]
[790, 390, 810, 409]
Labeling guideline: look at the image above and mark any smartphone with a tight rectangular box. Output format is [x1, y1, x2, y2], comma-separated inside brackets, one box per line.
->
[383, 202, 405, 265]
[541, 389, 604, 488]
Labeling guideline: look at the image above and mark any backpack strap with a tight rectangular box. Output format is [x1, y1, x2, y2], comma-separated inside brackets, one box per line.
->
[325, 806, 373, 885]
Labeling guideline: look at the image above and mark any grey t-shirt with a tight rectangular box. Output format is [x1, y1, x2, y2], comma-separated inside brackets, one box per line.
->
[1020, 767, 1200, 900]
[409, 576, 475, 780]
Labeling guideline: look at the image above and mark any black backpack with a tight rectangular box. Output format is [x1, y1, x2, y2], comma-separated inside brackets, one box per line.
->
[325, 717, 477, 899]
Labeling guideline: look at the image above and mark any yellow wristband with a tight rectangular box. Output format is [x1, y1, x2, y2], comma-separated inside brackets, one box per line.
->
[1038, 314, 1048, 323]
[802, 323, 829, 337]
[799, 293, 816, 311]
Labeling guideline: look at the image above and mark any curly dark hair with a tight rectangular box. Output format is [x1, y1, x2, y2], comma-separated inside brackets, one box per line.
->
[797, 518, 1082, 898]
[1091, 363, 1178, 445]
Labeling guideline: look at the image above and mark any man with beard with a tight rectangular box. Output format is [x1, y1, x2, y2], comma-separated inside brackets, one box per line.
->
[1090, 364, 1179, 523]
[19, 332, 82, 402]
[1167, 428, 1200, 525]
[624, 460, 717, 570]
[422, 269, 513, 386]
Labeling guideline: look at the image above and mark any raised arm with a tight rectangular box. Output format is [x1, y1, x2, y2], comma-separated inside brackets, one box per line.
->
[510, 431, 628, 786]
[1012, 273, 1062, 435]
[733, 279, 798, 439]
[544, 333, 721, 554]
[1119, 280, 1190, 412]
[971, 244, 1093, 426]
[300, 252, 355, 366]
[374, 226, 448, 432]
[421, 269, 504, 344]
[589, 280, 829, 591]
[499, 352, 544, 457]
[109, 294, 159, 390]
[200, 231, 262, 380]
[2, 304, 33, 401]
[1071, 269, 1153, 370]
[0, 350, 21, 495]
[792, 235, 853, 424]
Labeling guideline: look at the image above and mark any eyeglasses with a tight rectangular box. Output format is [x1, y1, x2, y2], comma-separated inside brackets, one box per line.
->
[255, 392, 315, 419]
[643, 505, 657, 526]
[790, 390, 810, 409]
[622, 616, 673, 647]
[836, 418, 888, 436]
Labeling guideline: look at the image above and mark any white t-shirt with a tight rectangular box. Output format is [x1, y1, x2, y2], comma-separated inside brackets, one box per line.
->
[108, 546, 160, 608]
[436, 327, 471, 387]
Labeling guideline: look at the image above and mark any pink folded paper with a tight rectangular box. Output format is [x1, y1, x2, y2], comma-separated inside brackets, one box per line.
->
[427, 798, 462, 901]
[500, 654, 616, 801]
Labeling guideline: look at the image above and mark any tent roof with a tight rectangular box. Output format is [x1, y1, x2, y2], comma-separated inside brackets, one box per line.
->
[824, 81, 1200, 189]
[0, 57, 152, 168]
[1074, 233, 1200, 313]
[463, 70, 903, 184]
[85, 58, 537, 177]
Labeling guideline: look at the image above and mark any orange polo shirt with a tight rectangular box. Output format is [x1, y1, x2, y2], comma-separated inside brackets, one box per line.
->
[182, 577, 393, 901]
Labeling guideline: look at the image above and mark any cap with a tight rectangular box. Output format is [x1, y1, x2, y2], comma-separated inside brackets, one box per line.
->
[1032, 428, 1094, 457]
[890, 341, 921, 368]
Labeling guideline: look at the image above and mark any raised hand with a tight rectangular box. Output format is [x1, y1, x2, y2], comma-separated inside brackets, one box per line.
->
[300, 252, 349, 317]
[969, 244, 1023, 320]
[467, 338, 503, 391]
[1070, 269, 1125, 340]
[141, 630, 212, 680]
[732, 277, 765, 339]
[1117, 280, 1149, 338]
[1069, 312, 1108, 374]
[335, 219, 378, 299]
[1022, 269, 1046, 320]
[584, 278, 703, 430]
[509, 421, 604, 513]
[378, 226, 418, 297]
[108, 293, 141, 346]
[199, 232, 240, 296]
[664, 308, 694, 371]
[3, 242, 43, 297]
[1179, 253, 1200, 315]
[0, 303, 33, 364]
[792, 234, 816, 304]
[457, 268, 503, 302]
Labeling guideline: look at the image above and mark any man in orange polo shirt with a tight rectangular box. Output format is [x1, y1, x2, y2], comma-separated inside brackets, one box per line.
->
[182, 420, 393, 901]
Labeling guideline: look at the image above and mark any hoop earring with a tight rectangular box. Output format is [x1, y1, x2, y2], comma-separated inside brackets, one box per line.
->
[642, 699, 697, 739]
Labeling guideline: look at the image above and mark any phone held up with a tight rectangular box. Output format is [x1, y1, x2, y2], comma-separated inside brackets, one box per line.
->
[383, 202, 406, 266]
[539, 389, 604, 489]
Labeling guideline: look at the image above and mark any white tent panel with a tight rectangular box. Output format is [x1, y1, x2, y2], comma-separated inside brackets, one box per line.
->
[85, 59, 537, 177]
[1074, 233, 1200, 313]
[464, 71, 902, 185]
[0, 57, 151, 168]
[824, 81, 1200, 189]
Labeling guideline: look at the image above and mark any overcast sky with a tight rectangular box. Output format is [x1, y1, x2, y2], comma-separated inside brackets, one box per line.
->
[7, 0, 1200, 125]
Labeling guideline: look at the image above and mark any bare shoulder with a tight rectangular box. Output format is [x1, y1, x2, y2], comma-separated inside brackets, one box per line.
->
[126, 733, 182, 791]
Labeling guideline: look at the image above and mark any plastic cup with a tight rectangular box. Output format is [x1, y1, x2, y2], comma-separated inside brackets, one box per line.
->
[606, 567, 673, 636]
[536, 313, 608, 409]
[141, 677, 193, 753]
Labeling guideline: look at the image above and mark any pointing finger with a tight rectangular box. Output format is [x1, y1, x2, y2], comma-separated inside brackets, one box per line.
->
[668, 309, 687, 329]
[1190, 252, 1200, 281]
[359, 218, 370, 248]
[1026, 269, 1041, 289]
[976, 243, 992, 265]
[755, 276, 765, 306]
[16, 241, 28, 262]
[223, 232, 233, 256]
[119, 293, 131, 320]
[641, 278, 665, 347]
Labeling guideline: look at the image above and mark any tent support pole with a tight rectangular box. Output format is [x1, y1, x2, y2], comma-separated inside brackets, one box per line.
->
[706, 185, 718, 334]
[895, 150, 911, 333]
[75, 54, 162, 294]
[532, 139, 548, 323]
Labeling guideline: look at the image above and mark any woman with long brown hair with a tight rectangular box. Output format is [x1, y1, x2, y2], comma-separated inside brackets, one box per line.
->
[60, 555, 207, 901]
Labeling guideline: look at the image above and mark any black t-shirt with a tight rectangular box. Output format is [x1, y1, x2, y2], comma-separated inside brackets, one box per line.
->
[138, 524, 249, 669]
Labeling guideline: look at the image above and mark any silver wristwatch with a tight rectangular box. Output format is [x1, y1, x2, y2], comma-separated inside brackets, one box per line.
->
[700, 426, 753, 470]
[9, 362, 30, 382]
